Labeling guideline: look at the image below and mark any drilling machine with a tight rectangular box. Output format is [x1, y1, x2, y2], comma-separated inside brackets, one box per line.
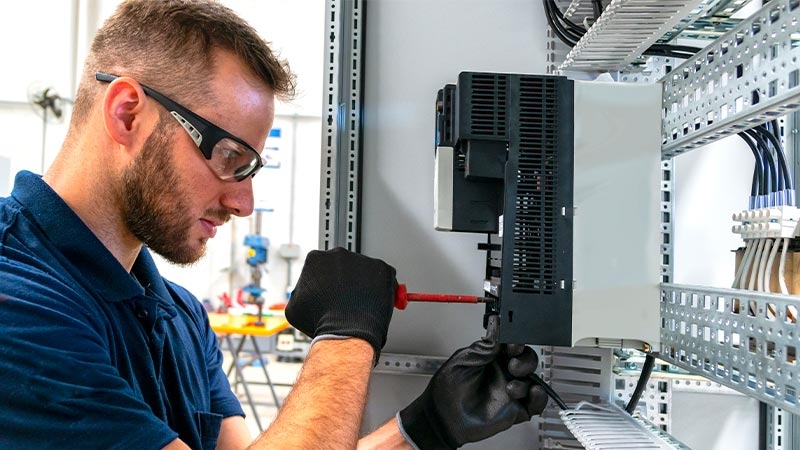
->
[243, 209, 271, 326]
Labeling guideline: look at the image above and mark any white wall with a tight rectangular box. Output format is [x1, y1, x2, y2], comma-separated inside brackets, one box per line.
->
[673, 135, 755, 288]
[0, 0, 324, 305]
[0, 1, 76, 186]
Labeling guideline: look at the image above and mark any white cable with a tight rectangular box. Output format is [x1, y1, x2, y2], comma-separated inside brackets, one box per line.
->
[733, 241, 753, 288]
[748, 239, 765, 291]
[739, 240, 758, 290]
[758, 239, 772, 292]
[765, 238, 780, 293]
[740, 240, 756, 290]
[779, 238, 790, 295]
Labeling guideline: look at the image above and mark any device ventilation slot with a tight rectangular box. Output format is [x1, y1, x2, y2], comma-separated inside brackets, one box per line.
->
[469, 74, 508, 137]
[442, 86, 454, 146]
[512, 76, 559, 295]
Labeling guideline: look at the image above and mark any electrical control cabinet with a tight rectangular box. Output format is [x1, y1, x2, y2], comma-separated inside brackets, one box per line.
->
[325, 0, 800, 447]
[435, 72, 662, 349]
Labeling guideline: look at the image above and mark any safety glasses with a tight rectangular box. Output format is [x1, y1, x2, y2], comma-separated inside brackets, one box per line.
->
[96, 72, 265, 182]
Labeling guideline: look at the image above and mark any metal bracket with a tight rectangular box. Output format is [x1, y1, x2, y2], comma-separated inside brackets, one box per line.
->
[373, 353, 447, 376]
[662, 159, 675, 284]
[320, 0, 364, 251]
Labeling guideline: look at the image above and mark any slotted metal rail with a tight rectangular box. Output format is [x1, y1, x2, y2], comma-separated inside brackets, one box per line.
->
[662, 0, 800, 158]
[660, 283, 800, 416]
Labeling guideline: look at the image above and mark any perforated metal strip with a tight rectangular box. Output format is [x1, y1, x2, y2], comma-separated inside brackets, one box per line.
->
[320, 0, 363, 251]
[660, 283, 800, 415]
[662, 0, 800, 158]
[661, 160, 674, 284]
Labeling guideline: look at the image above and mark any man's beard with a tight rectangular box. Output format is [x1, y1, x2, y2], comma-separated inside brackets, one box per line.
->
[116, 119, 229, 265]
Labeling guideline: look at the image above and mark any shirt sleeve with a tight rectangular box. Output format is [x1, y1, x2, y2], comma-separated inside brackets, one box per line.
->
[0, 264, 179, 450]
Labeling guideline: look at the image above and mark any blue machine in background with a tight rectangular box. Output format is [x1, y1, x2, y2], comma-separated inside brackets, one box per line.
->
[243, 209, 271, 326]
[244, 234, 270, 268]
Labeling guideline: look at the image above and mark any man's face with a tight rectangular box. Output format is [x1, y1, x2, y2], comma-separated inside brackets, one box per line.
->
[117, 116, 230, 265]
[115, 50, 275, 265]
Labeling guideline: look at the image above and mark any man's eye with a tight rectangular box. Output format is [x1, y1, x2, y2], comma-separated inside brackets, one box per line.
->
[213, 140, 248, 168]
[220, 146, 244, 161]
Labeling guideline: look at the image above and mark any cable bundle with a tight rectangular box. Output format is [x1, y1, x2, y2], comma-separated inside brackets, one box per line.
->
[733, 233, 791, 294]
[738, 120, 795, 209]
[733, 120, 796, 295]
[543, 0, 701, 59]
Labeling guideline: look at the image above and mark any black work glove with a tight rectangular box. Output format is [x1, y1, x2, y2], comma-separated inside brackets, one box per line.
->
[398, 315, 548, 449]
[285, 247, 397, 363]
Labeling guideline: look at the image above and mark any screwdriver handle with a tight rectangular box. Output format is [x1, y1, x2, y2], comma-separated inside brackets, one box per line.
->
[394, 283, 486, 310]
[395, 284, 409, 310]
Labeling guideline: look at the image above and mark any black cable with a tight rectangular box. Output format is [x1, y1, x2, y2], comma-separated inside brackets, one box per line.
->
[543, 0, 579, 47]
[754, 125, 787, 192]
[768, 119, 794, 198]
[547, 0, 586, 35]
[745, 129, 779, 196]
[643, 44, 700, 59]
[648, 43, 703, 54]
[592, 0, 604, 19]
[543, 0, 702, 60]
[543, 0, 583, 46]
[530, 372, 568, 410]
[738, 132, 765, 197]
[544, 0, 586, 36]
[751, 92, 792, 197]
[642, 49, 697, 59]
[625, 354, 655, 415]
[740, 131, 772, 196]
[758, 123, 793, 191]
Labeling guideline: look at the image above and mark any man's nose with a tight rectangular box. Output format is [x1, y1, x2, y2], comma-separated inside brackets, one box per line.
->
[221, 177, 255, 217]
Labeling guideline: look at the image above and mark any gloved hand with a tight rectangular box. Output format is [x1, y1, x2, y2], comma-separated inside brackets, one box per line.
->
[398, 315, 548, 449]
[285, 247, 397, 363]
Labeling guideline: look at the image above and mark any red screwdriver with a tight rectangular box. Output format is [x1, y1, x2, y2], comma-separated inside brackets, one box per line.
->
[394, 283, 494, 310]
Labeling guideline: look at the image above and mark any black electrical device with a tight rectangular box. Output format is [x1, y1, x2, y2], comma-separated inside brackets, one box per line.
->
[435, 72, 575, 345]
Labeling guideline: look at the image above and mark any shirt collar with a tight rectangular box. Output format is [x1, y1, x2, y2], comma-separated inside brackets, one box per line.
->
[11, 171, 171, 303]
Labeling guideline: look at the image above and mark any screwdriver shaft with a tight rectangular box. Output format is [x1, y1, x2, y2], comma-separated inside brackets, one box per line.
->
[394, 283, 493, 309]
[405, 292, 485, 303]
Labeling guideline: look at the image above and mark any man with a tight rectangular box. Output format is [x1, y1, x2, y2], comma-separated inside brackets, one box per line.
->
[0, 1, 547, 449]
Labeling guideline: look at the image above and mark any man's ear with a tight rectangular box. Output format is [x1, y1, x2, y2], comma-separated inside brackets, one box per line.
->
[100, 77, 155, 148]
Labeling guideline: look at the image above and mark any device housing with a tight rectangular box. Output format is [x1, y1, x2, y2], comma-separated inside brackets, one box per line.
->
[434, 72, 662, 349]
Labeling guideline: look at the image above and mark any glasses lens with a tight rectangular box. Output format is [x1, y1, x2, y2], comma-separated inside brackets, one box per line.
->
[210, 138, 261, 181]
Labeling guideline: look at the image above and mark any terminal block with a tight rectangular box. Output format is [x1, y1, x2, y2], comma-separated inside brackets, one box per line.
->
[732, 206, 800, 239]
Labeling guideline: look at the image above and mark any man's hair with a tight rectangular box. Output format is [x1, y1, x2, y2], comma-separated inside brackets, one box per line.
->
[71, 0, 296, 123]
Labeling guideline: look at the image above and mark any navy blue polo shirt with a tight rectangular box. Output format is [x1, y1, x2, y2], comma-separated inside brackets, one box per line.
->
[0, 171, 244, 449]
